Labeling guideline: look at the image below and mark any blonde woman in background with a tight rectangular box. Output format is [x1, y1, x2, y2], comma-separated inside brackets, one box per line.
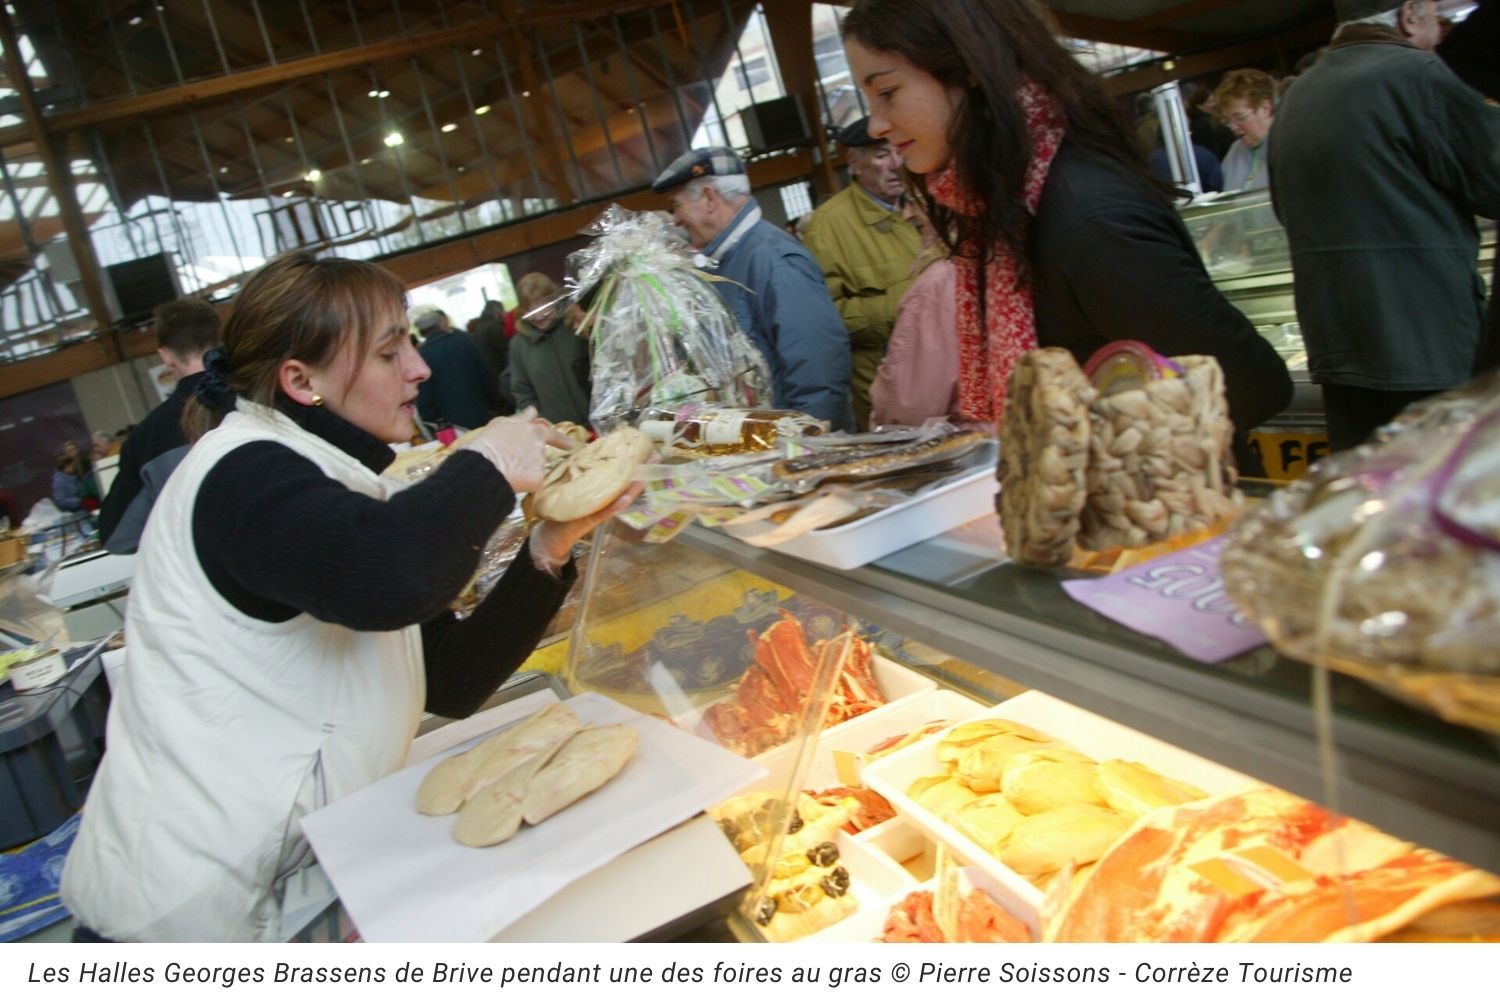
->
[1215, 68, 1278, 191]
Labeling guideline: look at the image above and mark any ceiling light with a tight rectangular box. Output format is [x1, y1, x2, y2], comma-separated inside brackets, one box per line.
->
[441, 123, 457, 133]
[304, 168, 322, 182]
[384, 131, 404, 147]
[218, 166, 228, 174]
[128, 15, 142, 26]
[521, 90, 531, 98]
[281, 191, 294, 198]
[377, 89, 390, 99]
[474, 104, 491, 116]
[284, 136, 294, 143]
[471, 48, 482, 56]
[1162, 59, 1177, 71]
[368, 89, 380, 98]
[456, 165, 466, 173]
[360, 157, 371, 165]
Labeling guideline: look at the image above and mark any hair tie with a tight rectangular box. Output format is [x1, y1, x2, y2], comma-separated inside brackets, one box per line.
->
[193, 346, 236, 411]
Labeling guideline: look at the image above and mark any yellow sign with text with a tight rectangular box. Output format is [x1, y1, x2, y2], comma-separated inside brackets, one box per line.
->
[1247, 429, 1332, 484]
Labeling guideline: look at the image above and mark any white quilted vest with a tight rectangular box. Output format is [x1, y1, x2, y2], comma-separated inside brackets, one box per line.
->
[61, 402, 424, 941]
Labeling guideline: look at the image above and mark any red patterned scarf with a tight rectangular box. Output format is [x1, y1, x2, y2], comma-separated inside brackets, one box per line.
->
[929, 78, 1066, 425]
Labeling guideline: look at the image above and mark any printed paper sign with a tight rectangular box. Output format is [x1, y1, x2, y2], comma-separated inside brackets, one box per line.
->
[1061, 536, 1266, 663]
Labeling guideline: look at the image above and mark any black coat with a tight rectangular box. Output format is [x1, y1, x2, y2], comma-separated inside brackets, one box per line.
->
[98, 371, 202, 543]
[1438, 0, 1500, 374]
[417, 329, 497, 430]
[1030, 141, 1294, 436]
[1269, 33, 1500, 391]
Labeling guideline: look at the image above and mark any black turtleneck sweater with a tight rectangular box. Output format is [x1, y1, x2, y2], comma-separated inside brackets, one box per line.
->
[191, 400, 574, 719]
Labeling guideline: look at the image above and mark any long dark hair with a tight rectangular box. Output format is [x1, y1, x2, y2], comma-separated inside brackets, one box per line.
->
[182, 252, 408, 441]
[842, 0, 1157, 278]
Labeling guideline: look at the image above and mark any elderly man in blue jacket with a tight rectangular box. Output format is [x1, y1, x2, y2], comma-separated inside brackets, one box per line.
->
[653, 148, 854, 431]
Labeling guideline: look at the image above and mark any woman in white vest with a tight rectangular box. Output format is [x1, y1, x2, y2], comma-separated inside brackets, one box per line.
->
[61, 252, 626, 941]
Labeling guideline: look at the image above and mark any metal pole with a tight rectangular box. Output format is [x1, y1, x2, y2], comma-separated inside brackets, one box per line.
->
[1152, 80, 1201, 196]
[610, 12, 661, 175]
[574, 23, 626, 191]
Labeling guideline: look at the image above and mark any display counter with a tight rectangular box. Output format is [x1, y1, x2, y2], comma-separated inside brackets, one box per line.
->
[665, 520, 1500, 875]
[504, 506, 1500, 943]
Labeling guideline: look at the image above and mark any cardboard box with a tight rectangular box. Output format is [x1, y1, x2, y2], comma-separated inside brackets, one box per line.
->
[0, 534, 27, 569]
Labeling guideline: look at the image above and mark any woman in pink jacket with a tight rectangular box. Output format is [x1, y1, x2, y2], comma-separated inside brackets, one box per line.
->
[869, 193, 959, 427]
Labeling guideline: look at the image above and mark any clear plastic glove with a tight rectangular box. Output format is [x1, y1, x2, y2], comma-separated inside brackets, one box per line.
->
[530, 481, 645, 574]
[460, 408, 573, 493]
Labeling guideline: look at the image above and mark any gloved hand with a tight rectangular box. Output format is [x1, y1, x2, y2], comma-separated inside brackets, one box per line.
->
[460, 408, 573, 493]
[530, 481, 645, 574]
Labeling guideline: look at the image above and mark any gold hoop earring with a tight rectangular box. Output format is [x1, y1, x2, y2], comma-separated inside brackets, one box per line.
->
[311, 394, 324, 407]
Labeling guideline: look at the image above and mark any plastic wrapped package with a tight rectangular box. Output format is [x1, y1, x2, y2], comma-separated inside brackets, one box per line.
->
[558, 205, 771, 431]
[1222, 373, 1500, 733]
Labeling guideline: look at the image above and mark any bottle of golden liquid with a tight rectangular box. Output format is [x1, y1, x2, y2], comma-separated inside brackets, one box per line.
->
[640, 406, 827, 455]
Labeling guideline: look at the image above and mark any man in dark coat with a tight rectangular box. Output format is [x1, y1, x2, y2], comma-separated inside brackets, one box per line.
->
[1438, 0, 1500, 376]
[414, 308, 497, 431]
[1269, 0, 1500, 450]
[468, 300, 514, 415]
[98, 297, 221, 544]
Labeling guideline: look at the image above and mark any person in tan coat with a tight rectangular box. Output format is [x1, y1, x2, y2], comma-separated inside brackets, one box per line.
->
[802, 117, 923, 429]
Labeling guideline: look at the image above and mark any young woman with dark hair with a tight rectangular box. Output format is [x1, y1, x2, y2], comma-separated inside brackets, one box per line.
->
[842, 0, 1292, 469]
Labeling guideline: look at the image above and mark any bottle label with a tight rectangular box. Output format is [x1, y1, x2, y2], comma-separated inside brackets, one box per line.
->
[639, 420, 675, 444]
[703, 412, 749, 446]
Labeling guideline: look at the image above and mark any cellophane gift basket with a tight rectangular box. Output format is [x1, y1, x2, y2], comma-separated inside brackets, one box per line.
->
[1222, 371, 1500, 734]
[560, 204, 771, 432]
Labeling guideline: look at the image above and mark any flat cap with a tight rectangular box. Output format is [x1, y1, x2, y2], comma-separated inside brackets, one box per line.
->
[836, 116, 881, 147]
[409, 305, 446, 332]
[651, 146, 746, 193]
[1334, 0, 1403, 22]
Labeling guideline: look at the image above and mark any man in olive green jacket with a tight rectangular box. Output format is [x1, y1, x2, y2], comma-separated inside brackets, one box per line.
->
[802, 118, 922, 429]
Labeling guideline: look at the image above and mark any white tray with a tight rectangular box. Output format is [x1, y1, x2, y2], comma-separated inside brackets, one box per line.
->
[746, 688, 986, 796]
[682, 654, 938, 764]
[757, 444, 999, 571]
[862, 690, 1256, 917]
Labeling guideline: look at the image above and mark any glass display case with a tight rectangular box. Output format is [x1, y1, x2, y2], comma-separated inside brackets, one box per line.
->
[1181, 189, 1498, 380]
[539, 514, 1500, 943]
[1181, 191, 1497, 482]
[1181, 191, 1303, 373]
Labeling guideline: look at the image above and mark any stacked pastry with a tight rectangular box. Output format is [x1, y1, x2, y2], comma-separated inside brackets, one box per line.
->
[415, 702, 638, 848]
[711, 791, 860, 942]
[906, 719, 1206, 891]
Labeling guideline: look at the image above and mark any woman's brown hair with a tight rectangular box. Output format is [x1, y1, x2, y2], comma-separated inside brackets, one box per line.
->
[182, 252, 407, 441]
[842, 0, 1163, 280]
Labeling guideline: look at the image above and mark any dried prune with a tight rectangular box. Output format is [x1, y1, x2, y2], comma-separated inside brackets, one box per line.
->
[806, 841, 840, 867]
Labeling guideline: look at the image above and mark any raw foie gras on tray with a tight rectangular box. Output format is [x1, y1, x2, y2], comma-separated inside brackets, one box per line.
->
[703, 612, 885, 757]
[1046, 785, 1500, 942]
[414, 702, 640, 848]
